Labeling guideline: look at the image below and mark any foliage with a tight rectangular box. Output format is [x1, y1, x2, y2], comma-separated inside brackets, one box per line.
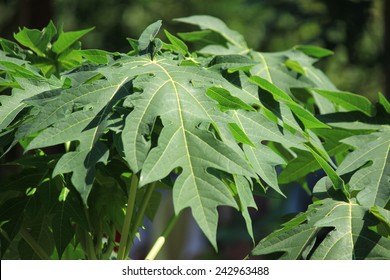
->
[0, 15, 389, 260]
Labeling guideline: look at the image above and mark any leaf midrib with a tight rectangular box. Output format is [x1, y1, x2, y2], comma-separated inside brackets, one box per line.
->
[154, 61, 210, 234]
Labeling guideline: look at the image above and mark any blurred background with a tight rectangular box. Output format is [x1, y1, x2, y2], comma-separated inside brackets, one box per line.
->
[0, 0, 387, 100]
[0, 0, 388, 259]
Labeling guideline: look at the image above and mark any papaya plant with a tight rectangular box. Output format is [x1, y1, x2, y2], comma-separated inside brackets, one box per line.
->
[0, 15, 389, 260]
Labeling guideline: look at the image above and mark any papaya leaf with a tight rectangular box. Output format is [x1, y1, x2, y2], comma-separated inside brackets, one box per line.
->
[175, 15, 248, 53]
[337, 130, 390, 208]
[249, 75, 329, 129]
[116, 56, 256, 248]
[252, 178, 390, 259]
[14, 21, 57, 57]
[378, 92, 390, 114]
[294, 45, 334, 58]
[52, 27, 94, 55]
[314, 89, 376, 116]
[164, 30, 188, 56]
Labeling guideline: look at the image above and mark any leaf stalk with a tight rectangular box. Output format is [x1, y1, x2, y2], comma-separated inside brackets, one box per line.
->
[145, 211, 181, 260]
[117, 173, 139, 260]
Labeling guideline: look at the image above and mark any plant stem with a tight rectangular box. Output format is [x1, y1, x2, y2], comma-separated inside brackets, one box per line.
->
[125, 181, 157, 255]
[84, 231, 97, 260]
[117, 173, 138, 260]
[145, 211, 181, 260]
[20, 228, 51, 260]
[83, 208, 97, 260]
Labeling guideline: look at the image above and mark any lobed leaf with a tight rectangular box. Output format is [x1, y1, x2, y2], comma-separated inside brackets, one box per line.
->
[52, 27, 94, 55]
[175, 15, 248, 54]
[314, 89, 376, 116]
[14, 21, 57, 56]
[252, 178, 390, 259]
[337, 130, 390, 208]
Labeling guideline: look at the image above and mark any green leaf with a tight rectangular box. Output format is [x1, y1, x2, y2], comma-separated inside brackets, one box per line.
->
[234, 175, 257, 242]
[294, 45, 334, 58]
[175, 15, 248, 53]
[284, 59, 305, 75]
[304, 144, 347, 197]
[52, 27, 94, 55]
[206, 87, 255, 112]
[250, 50, 336, 114]
[164, 30, 188, 55]
[0, 61, 43, 79]
[252, 224, 318, 259]
[52, 202, 75, 259]
[228, 123, 255, 147]
[0, 197, 29, 256]
[378, 92, 390, 114]
[253, 181, 390, 259]
[177, 30, 226, 46]
[337, 130, 390, 208]
[249, 75, 329, 129]
[311, 200, 390, 259]
[118, 57, 256, 248]
[75, 49, 114, 64]
[0, 38, 26, 58]
[0, 78, 59, 132]
[370, 206, 390, 227]
[314, 89, 376, 116]
[24, 75, 129, 202]
[278, 148, 320, 184]
[231, 111, 303, 194]
[14, 21, 57, 56]
[138, 20, 162, 53]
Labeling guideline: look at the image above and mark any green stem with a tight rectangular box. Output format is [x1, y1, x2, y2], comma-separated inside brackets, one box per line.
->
[95, 223, 103, 258]
[20, 228, 51, 260]
[84, 231, 97, 260]
[125, 181, 157, 256]
[117, 173, 138, 260]
[83, 208, 97, 260]
[145, 211, 181, 260]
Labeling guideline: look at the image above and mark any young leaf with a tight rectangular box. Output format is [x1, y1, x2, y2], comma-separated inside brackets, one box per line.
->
[284, 59, 305, 75]
[14, 21, 57, 57]
[378, 92, 390, 114]
[304, 144, 347, 197]
[314, 89, 376, 116]
[75, 49, 113, 64]
[52, 27, 95, 55]
[370, 206, 390, 227]
[228, 123, 255, 147]
[138, 20, 162, 53]
[234, 175, 257, 242]
[164, 29, 188, 55]
[250, 50, 336, 114]
[294, 45, 334, 58]
[206, 87, 255, 112]
[249, 75, 329, 129]
[175, 15, 248, 51]
[278, 148, 320, 184]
